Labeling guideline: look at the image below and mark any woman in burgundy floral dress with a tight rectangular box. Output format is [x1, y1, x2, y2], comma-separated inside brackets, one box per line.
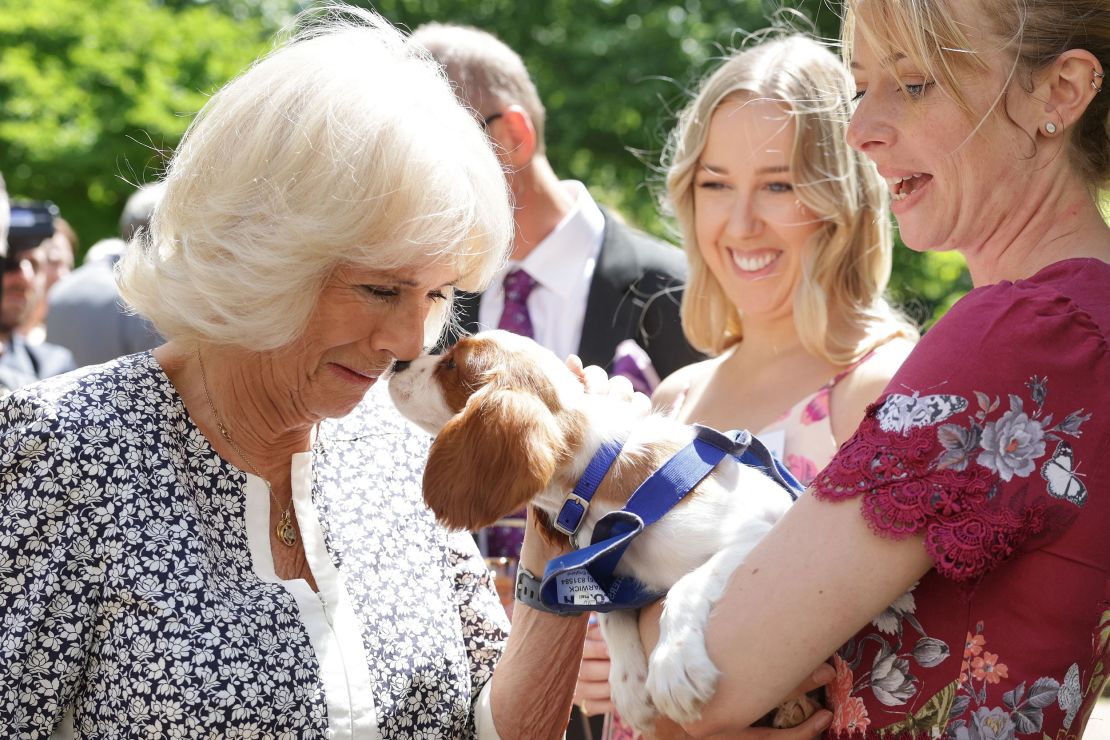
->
[639, 0, 1109, 738]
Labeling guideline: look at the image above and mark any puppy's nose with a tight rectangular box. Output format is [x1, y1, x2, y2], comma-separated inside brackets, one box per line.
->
[392, 360, 412, 373]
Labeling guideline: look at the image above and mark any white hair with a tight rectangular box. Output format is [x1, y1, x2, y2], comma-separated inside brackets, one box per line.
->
[118, 6, 511, 350]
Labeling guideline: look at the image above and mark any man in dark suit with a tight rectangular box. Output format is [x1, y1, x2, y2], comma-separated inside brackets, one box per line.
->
[413, 24, 701, 739]
[413, 23, 700, 388]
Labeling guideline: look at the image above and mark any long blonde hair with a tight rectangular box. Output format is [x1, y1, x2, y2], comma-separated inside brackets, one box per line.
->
[663, 34, 916, 362]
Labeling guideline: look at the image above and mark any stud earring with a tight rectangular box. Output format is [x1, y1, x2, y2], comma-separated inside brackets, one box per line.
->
[1044, 121, 1058, 135]
[1093, 70, 1105, 94]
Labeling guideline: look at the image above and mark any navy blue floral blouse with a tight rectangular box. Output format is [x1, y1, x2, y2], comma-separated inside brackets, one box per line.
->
[0, 352, 509, 738]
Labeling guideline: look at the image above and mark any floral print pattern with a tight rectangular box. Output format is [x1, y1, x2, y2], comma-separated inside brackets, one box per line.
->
[818, 376, 1105, 737]
[944, 622, 1081, 739]
[819, 381, 1100, 738]
[830, 581, 951, 735]
[0, 353, 508, 737]
[816, 376, 1091, 585]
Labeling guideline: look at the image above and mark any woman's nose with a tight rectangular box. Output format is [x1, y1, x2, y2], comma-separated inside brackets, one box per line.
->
[846, 92, 892, 154]
[726, 196, 762, 239]
[374, 306, 428, 363]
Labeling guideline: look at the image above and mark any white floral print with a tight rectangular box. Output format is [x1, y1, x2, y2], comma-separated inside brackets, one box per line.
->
[0, 353, 508, 738]
[977, 404, 1046, 481]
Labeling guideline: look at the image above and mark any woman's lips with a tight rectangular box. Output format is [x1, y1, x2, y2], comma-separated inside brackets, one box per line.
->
[727, 248, 781, 277]
[331, 363, 378, 385]
[886, 172, 933, 202]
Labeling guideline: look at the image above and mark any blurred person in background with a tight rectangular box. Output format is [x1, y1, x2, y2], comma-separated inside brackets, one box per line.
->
[46, 182, 164, 366]
[655, 34, 917, 486]
[20, 214, 76, 345]
[0, 201, 76, 384]
[413, 23, 701, 394]
[0, 171, 27, 395]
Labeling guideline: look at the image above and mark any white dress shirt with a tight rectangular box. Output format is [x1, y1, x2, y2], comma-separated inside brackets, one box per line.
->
[477, 180, 605, 361]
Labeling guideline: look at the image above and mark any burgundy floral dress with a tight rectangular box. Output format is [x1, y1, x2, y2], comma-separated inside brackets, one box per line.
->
[814, 259, 1109, 739]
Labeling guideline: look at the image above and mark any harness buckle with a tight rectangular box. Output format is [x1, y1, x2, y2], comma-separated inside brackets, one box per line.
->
[554, 492, 591, 538]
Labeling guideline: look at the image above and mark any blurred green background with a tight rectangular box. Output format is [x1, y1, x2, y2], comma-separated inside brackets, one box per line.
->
[0, 0, 974, 326]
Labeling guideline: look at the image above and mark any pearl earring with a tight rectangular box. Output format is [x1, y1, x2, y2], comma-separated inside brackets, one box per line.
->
[1044, 122, 1058, 135]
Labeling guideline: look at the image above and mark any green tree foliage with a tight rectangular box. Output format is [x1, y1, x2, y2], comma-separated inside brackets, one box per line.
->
[0, 0, 272, 250]
[0, 0, 969, 324]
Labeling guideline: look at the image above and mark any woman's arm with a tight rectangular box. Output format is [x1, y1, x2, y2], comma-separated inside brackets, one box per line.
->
[0, 404, 103, 734]
[489, 511, 590, 739]
[668, 492, 932, 737]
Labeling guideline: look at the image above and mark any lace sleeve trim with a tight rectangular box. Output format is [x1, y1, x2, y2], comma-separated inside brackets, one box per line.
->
[812, 414, 1049, 583]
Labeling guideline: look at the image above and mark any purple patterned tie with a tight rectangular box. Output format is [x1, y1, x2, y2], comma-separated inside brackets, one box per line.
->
[484, 269, 538, 562]
[497, 268, 537, 338]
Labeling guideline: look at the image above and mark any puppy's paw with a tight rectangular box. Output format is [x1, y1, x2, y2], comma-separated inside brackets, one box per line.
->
[602, 611, 658, 733]
[612, 673, 657, 734]
[645, 566, 722, 725]
[645, 625, 719, 725]
[772, 692, 822, 728]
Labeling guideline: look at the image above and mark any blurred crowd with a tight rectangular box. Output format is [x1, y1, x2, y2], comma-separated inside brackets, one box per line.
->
[0, 183, 164, 394]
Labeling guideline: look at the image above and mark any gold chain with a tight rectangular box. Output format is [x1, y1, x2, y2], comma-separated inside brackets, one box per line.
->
[196, 350, 298, 547]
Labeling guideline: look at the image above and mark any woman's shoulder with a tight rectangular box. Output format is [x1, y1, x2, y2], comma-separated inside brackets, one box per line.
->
[0, 352, 171, 446]
[904, 259, 1108, 385]
[841, 337, 915, 388]
[652, 354, 725, 412]
[949, 257, 1108, 335]
[827, 337, 917, 444]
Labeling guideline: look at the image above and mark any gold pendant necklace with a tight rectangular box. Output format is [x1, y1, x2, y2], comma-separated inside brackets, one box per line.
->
[197, 349, 297, 547]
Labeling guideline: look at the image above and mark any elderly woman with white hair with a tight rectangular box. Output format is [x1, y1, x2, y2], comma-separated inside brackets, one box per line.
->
[0, 9, 587, 739]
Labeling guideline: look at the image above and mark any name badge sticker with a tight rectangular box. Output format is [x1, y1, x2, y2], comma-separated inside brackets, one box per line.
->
[556, 569, 611, 606]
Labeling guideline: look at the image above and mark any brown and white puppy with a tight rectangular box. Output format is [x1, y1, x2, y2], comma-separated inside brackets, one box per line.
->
[388, 330, 798, 731]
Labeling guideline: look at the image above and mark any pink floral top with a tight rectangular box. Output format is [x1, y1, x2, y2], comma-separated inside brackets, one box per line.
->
[758, 354, 876, 486]
[814, 259, 1109, 739]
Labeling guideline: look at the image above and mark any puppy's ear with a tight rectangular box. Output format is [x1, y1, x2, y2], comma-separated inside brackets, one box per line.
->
[529, 506, 566, 550]
[424, 388, 563, 531]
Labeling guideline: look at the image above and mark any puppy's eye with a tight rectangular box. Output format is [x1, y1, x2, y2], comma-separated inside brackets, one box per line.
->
[443, 357, 456, 370]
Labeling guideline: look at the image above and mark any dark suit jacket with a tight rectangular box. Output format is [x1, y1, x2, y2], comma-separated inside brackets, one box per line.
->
[450, 209, 702, 380]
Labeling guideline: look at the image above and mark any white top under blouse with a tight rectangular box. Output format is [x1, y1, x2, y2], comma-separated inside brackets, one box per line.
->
[0, 352, 509, 738]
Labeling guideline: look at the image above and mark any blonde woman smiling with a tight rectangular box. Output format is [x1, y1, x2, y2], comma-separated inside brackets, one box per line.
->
[654, 34, 916, 485]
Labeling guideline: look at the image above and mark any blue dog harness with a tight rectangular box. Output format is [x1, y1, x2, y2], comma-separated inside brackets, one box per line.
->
[537, 425, 803, 615]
